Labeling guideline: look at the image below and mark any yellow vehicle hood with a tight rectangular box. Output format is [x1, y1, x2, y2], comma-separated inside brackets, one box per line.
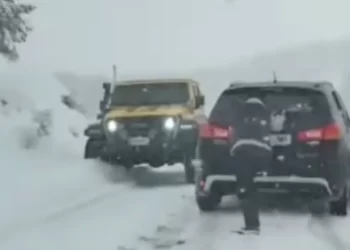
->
[104, 105, 191, 119]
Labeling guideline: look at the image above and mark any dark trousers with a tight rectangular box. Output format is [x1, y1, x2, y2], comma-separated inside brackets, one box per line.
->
[240, 187, 260, 229]
[234, 147, 263, 229]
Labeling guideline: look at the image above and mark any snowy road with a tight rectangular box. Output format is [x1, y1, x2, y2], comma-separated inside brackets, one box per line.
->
[2, 163, 350, 250]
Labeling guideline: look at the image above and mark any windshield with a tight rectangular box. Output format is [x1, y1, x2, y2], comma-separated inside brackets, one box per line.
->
[110, 82, 190, 106]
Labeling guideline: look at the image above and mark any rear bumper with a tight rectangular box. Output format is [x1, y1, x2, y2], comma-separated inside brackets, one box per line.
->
[203, 175, 332, 197]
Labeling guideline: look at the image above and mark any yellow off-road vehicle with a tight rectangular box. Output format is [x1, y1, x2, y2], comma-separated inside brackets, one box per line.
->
[84, 79, 206, 183]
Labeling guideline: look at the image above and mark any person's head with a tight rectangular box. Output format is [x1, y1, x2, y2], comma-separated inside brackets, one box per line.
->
[243, 97, 267, 118]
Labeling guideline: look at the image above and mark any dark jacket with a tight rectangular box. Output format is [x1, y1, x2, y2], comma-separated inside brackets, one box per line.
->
[230, 98, 272, 192]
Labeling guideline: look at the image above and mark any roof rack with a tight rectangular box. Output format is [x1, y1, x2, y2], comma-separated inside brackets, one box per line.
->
[228, 82, 244, 88]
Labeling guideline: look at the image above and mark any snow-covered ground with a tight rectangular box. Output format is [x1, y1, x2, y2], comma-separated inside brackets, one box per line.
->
[3, 0, 350, 249]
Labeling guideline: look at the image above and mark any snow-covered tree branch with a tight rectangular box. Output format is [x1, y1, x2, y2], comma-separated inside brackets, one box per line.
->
[0, 0, 35, 61]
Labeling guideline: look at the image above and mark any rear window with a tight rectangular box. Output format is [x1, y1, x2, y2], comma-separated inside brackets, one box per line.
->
[209, 87, 331, 128]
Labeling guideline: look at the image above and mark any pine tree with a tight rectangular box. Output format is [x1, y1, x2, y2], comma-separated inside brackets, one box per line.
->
[0, 0, 35, 61]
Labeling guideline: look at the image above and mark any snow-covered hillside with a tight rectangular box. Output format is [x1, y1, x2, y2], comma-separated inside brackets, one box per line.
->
[0, 71, 110, 244]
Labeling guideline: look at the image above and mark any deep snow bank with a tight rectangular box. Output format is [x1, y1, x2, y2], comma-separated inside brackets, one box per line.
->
[54, 72, 108, 119]
[0, 70, 111, 234]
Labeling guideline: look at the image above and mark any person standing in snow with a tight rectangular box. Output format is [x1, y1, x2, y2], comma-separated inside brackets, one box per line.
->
[230, 97, 272, 234]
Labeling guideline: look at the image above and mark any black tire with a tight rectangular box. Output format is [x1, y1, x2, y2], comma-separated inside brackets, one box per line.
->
[84, 138, 101, 159]
[329, 186, 348, 216]
[124, 163, 134, 172]
[308, 201, 328, 216]
[196, 193, 221, 212]
[184, 155, 195, 184]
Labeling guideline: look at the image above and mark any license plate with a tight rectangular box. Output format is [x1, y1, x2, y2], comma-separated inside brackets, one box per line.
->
[128, 137, 150, 146]
[269, 134, 292, 146]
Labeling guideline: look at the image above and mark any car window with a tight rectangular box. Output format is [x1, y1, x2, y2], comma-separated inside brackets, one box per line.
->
[210, 87, 331, 129]
[209, 92, 240, 126]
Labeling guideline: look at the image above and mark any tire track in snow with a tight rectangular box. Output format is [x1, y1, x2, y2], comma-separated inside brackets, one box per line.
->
[136, 196, 350, 250]
[0, 165, 192, 249]
[136, 196, 241, 250]
[172, 198, 242, 250]
[136, 193, 196, 249]
[308, 213, 350, 250]
[0, 184, 129, 244]
[0, 163, 186, 244]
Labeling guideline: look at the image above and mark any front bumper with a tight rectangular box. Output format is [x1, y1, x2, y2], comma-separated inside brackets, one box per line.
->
[201, 174, 332, 198]
[103, 122, 198, 165]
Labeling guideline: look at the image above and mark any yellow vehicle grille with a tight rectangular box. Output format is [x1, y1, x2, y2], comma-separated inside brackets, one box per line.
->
[119, 116, 165, 137]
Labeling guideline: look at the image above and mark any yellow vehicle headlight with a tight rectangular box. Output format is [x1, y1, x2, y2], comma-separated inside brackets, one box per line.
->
[106, 120, 118, 132]
[164, 117, 175, 130]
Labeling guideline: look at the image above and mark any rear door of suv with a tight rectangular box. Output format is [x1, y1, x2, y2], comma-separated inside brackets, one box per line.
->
[265, 87, 334, 177]
[223, 86, 348, 181]
[200, 85, 344, 177]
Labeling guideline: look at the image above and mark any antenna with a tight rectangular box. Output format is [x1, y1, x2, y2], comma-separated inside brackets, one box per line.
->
[273, 71, 277, 83]
[112, 64, 117, 86]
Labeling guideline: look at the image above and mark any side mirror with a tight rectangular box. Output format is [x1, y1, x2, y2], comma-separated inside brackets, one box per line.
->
[102, 82, 111, 103]
[99, 82, 112, 114]
[99, 100, 105, 112]
[195, 95, 205, 108]
[103, 82, 111, 92]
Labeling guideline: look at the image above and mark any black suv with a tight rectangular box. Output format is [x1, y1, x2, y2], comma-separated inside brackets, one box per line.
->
[194, 81, 350, 215]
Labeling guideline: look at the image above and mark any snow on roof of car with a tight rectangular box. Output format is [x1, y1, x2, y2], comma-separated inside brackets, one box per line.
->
[116, 78, 199, 86]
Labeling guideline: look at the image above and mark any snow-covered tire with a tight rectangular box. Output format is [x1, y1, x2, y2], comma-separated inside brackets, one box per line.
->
[84, 138, 101, 159]
[184, 155, 195, 184]
[123, 163, 134, 171]
[329, 186, 348, 216]
[196, 194, 221, 212]
[308, 201, 328, 216]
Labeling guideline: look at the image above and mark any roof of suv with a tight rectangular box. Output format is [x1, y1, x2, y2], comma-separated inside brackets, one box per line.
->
[227, 81, 334, 92]
[116, 78, 199, 86]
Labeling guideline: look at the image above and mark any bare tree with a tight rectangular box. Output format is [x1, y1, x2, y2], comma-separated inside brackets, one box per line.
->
[0, 0, 35, 61]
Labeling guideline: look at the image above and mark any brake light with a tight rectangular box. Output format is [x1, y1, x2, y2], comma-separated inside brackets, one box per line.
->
[297, 123, 342, 141]
[200, 123, 233, 140]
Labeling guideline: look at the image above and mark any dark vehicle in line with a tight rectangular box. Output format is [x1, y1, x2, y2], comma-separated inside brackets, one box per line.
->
[194, 81, 350, 216]
[84, 79, 206, 183]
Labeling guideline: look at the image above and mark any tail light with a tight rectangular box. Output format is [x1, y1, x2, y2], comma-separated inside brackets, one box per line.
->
[199, 123, 233, 140]
[199, 180, 205, 190]
[297, 123, 342, 142]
